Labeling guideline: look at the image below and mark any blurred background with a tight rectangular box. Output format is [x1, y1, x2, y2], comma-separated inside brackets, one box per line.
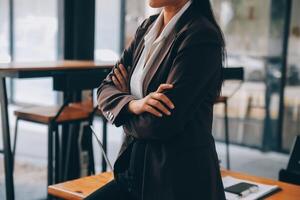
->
[0, 0, 299, 199]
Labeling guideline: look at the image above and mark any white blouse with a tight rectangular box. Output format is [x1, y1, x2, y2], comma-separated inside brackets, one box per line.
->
[129, 0, 191, 99]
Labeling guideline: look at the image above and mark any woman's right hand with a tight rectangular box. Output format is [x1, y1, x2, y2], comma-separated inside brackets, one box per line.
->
[128, 84, 175, 117]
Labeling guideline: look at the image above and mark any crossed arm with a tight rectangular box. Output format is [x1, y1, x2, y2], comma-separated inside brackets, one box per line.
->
[97, 40, 221, 142]
[111, 63, 175, 118]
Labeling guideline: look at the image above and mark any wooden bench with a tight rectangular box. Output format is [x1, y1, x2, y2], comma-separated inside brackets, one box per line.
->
[48, 170, 300, 200]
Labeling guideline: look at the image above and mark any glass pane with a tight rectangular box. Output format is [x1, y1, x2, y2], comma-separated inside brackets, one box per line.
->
[125, 0, 145, 47]
[211, 0, 286, 150]
[283, 0, 300, 151]
[125, 0, 158, 48]
[13, 0, 58, 105]
[95, 0, 121, 61]
[0, 0, 10, 63]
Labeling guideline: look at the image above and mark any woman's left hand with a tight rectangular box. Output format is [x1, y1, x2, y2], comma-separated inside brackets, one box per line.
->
[112, 64, 129, 93]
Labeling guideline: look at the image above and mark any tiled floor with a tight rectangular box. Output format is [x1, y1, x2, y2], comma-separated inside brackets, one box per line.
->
[0, 115, 289, 200]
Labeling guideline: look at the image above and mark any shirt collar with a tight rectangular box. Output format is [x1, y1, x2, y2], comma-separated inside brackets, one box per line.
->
[144, 0, 191, 44]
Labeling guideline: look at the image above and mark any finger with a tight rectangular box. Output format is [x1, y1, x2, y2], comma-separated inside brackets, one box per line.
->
[112, 75, 122, 90]
[118, 64, 128, 80]
[147, 98, 171, 116]
[156, 84, 173, 93]
[144, 105, 163, 117]
[151, 93, 175, 109]
[114, 68, 126, 90]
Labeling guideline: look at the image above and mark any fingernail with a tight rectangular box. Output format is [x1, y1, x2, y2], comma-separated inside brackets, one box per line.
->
[171, 105, 175, 109]
[159, 113, 163, 117]
[167, 111, 171, 115]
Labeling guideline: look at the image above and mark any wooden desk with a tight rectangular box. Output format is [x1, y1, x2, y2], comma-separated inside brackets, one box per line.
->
[48, 172, 114, 200]
[221, 170, 300, 200]
[48, 170, 300, 200]
[0, 60, 114, 200]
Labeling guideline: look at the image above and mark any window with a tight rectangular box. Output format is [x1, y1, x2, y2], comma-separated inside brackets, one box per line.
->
[211, 0, 287, 150]
[14, 0, 58, 61]
[125, 0, 158, 48]
[283, 0, 300, 151]
[0, 0, 10, 63]
[94, 0, 121, 61]
[13, 0, 59, 105]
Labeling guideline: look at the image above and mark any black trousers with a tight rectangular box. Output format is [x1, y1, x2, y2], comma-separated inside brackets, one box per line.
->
[84, 180, 137, 200]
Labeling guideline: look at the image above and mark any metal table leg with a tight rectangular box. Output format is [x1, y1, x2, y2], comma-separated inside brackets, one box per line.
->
[0, 78, 15, 200]
[224, 100, 230, 170]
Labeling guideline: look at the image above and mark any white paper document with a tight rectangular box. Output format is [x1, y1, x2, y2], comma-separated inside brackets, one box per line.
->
[222, 176, 280, 200]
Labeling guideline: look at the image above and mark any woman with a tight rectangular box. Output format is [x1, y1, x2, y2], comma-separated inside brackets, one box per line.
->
[87, 0, 226, 199]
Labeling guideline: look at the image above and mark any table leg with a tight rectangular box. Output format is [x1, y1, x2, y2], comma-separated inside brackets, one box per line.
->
[0, 78, 15, 200]
[224, 100, 230, 170]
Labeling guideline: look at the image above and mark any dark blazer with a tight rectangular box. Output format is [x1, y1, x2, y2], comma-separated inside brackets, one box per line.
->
[97, 4, 226, 200]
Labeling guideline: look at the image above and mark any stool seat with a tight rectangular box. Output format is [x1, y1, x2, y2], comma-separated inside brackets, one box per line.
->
[215, 96, 228, 103]
[14, 105, 91, 124]
[48, 172, 113, 200]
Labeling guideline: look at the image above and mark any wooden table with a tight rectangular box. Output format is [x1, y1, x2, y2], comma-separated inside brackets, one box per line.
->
[221, 170, 300, 200]
[48, 172, 114, 200]
[48, 170, 300, 200]
[0, 60, 114, 200]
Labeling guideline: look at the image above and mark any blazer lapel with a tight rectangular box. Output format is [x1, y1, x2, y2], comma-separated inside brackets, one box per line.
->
[141, 5, 197, 96]
[128, 20, 156, 81]
[128, 41, 144, 79]
[142, 30, 177, 97]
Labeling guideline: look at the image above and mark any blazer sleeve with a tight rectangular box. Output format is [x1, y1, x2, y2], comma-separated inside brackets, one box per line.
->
[97, 22, 146, 126]
[123, 33, 223, 141]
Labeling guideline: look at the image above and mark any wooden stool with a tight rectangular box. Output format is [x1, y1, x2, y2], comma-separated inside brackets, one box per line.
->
[48, 172, 113, 199]
[13, 103, 93, 190]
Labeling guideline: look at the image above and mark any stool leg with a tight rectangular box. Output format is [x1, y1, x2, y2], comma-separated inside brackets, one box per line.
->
[88, 120, 95, 175]
[12, 117, 20, 171]
[54, 125, 60, 184]
[224, 100, 230, 170]
[48, 124, 54, 187]
[102, 117, 108, 172]
[64, 123, 73, 181]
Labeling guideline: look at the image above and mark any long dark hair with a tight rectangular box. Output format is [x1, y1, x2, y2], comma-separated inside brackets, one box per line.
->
[192, 0, 226, 95]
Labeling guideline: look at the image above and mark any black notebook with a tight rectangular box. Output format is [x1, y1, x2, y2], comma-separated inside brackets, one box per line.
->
[222, 176, 280, 200]
[225, 182, 259, 197]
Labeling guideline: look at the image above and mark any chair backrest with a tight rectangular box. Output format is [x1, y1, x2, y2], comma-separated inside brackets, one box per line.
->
[279, 135, 300, 185]
[279, 169, 300, 185]
[223, 67, 244, 81]
[287, 135, 300, 173]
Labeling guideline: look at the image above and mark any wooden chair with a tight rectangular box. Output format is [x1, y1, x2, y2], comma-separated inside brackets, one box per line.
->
[12, 100, 94, 188]
[215, 67, 244, 170]
[48, 172, 114, 200]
